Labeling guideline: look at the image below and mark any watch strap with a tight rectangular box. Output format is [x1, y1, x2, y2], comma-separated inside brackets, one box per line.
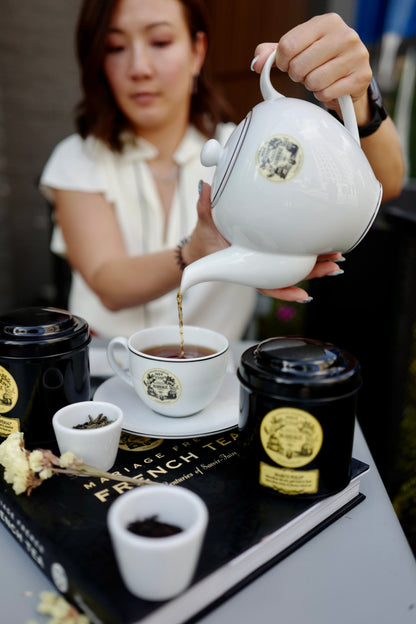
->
[328, 76, 388, 138]
[358, 76, 388, 138]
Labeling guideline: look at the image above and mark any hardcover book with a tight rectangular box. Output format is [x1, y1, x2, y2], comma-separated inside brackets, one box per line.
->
[0, 429, 368, 624]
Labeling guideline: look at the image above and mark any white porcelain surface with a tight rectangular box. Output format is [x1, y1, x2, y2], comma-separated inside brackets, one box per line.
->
[94, 371, 238, 438]
[180, 50, 382, 293]
[52, 401, 123, 471]
[107, 485, 208, 601]
[107, 325, 229, 417]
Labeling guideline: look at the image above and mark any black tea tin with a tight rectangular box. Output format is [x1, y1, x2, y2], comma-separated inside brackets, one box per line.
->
[0, 307, 91, 445]
[237, 337, 362, 498]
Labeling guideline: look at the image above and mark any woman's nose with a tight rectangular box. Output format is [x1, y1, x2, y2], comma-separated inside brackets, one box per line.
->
[128, 45, 153, 78]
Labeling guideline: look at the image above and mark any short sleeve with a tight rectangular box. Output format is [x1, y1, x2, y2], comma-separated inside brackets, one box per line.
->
[39, 134, 107, 203]
[40, 134, 108, 258]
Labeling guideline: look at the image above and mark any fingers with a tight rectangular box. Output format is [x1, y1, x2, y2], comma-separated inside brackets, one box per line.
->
[258, 285, 312, 303]
[251, 43, 278, 73]
[305, 260, 343, 279]
[188, 181, 229, 263]
[259, 255, 345, 302]
[317, 252, 344, 262]
[196, 181, 213, 222]
[251, 14, 371, 106]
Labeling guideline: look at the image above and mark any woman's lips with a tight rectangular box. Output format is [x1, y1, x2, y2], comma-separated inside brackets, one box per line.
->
[130, 91, 158, 105]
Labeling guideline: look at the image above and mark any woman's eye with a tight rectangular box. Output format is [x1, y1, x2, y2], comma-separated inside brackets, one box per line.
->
[152, 40, 171, 48]
[106, 44, 125, 54]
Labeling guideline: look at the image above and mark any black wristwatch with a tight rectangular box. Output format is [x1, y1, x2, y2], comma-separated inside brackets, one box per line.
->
[328, 76, 388, 138]
[357, 76, 388, 138]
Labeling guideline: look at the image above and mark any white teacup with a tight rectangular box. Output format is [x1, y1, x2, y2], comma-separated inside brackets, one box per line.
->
[52, 400, 123, 471]
[107, 325, 229, 417]
[107, 485, 208, 601]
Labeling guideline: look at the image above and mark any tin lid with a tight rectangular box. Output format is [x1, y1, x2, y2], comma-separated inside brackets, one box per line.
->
[0, 307, 91, 358]
[237, 337, 361, 400]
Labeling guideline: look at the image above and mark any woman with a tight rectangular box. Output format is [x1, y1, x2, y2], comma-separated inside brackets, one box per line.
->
[40, 1, 404, 339]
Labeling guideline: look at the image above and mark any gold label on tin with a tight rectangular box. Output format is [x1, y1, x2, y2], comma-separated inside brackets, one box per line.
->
[0, 366, 18, 414]
[142, 368, 182, 405]
[256, 134, 304, 182]
[260, 461, 319, 495]
[260, 407, 323, 469]
[0, 416, 20, 438]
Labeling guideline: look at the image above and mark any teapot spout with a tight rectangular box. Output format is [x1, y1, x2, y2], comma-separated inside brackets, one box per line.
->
[180, 246, 317, 293]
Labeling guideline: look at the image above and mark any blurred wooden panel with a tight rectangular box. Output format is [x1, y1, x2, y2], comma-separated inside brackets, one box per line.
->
[205, 0, 312, 121]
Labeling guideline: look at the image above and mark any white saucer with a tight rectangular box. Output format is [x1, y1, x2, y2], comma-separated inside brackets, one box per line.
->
[93, 372, 239, 439]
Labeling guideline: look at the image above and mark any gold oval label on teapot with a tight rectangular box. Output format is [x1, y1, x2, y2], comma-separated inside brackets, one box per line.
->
[256, 134, 304, 183]
[260, 407, 323, 468]
[142, 368, 182, 405]
[0, 366, 18, 414]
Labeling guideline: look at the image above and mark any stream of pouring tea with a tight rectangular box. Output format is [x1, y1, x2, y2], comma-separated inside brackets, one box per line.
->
[177, 290, 185, 358]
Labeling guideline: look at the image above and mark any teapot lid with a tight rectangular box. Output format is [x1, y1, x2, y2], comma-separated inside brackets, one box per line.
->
[0, 307, 90, 358]
[209, 112, 252, 207]
[238, 337, 361, 400]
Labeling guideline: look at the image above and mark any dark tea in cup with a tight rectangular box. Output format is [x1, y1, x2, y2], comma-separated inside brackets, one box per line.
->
[142, 344, 216, 359]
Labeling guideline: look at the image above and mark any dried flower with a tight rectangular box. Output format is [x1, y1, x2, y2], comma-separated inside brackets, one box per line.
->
[32, 590, 90, 624]
[0, 432, 157, 496]
[0, 432, 32, 495]
[28, 450, 44, 472]
[59, 451, 82, 469]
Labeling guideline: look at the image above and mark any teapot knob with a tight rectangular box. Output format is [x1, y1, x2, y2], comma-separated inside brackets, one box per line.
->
[200, 139, 223, 167]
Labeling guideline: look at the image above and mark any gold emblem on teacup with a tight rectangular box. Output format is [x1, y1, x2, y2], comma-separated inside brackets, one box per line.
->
[119, 432, 164, 452]
[142, 368, 182, 405]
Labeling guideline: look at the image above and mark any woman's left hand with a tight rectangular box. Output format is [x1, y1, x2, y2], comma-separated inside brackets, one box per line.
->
[258, 253, 343, 302]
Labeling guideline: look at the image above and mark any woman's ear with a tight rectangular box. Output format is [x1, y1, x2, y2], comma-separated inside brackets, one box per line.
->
[192, 31, 208, 77]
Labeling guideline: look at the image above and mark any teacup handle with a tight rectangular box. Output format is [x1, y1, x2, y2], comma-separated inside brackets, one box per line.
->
[260, 49, 360, 145]
[107, 337, 133, 387]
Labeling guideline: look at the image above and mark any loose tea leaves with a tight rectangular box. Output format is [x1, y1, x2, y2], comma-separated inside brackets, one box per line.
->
[73, 413, 114, 430]
[127, 515, 183, 538]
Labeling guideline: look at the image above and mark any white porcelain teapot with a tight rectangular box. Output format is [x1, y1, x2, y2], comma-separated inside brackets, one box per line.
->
[180, 50, 382, 293]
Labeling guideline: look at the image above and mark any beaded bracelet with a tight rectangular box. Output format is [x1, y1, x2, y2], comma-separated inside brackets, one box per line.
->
[175, 236, 190, 271]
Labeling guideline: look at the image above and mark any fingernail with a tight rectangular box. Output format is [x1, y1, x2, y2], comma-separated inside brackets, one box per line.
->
[318, 255, 346, 263]
[328, 269, 344, 277]
[198, 179, 203, 195]
[296, 297, 313, 304]
[250, 56, 259, 72]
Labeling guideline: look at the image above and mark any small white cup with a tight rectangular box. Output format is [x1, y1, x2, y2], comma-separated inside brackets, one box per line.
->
[107, 485, 208, 601]
[107, 325, 229, 417]
[52, 401, 123, 471]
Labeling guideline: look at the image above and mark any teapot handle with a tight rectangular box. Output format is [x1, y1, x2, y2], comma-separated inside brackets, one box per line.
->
[260, 50, 360, 145]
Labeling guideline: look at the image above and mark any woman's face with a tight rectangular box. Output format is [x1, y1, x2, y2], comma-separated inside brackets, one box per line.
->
[103, 0, 206, 137]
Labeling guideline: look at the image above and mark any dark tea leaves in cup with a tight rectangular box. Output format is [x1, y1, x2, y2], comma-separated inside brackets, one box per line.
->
[127, 515, 183, 538]
[72, 413, 114, 430]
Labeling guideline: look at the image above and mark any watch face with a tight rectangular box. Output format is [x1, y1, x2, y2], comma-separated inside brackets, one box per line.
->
[369, 77, 388, 119]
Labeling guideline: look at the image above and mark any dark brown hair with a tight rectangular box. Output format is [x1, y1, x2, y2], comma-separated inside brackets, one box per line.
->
[74, 0, 232, 150]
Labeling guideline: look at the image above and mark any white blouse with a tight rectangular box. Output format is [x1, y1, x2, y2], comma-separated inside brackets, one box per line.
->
[40, 124, 256, 341]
